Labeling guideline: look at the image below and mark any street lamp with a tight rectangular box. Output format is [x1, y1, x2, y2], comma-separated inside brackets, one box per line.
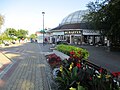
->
[42, 12, 45, 45]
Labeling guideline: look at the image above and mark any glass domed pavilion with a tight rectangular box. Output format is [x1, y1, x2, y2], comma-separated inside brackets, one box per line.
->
[61, 10, 88, 25]
[50, 10, 100, 45]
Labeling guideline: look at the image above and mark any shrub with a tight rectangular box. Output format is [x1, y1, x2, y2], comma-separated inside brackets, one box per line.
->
[55, 58, 120, 90]
[47, 45, 120, 90]
[56, 44, 89, 59]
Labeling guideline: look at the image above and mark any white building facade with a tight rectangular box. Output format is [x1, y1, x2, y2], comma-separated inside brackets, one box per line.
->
[50, 10, 101, 45]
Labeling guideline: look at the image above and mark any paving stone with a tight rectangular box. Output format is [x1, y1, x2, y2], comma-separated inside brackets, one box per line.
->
[0, 43, 53, 90]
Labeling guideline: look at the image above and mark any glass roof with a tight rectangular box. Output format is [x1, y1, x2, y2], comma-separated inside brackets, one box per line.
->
[61, 10, 89, 25]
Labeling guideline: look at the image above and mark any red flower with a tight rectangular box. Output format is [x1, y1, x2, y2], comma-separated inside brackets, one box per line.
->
[112, 72, 120, 77]
[76, 63, 81, 68]
[99, 68, 103, 73]
[70, 56, 73, 59]
[70, 51, 75, 55]
[89, 77, 92, 80]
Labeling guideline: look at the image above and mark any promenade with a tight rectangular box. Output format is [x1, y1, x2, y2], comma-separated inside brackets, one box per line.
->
[0, 43, 120, 90]
[0, 43, 53, 90]
[78, 45, 120, 72]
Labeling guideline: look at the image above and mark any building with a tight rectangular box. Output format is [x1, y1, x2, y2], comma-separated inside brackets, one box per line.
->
[50, 10, 101, 45]
[36, 29, 52, 43]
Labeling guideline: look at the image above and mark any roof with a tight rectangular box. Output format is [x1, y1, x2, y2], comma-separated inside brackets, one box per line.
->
[61, 10, 89, 25]
[50, 23, 93, 31]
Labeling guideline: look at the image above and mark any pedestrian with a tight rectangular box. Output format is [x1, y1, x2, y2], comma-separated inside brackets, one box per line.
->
[52, 37, 55, 44]
[19, 39, 20, 43]
[44, 38, 48, 44]
[107, 40, 110, 51]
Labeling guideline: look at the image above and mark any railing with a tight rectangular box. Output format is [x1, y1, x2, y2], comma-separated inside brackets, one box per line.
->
[79, 60, 120, 90]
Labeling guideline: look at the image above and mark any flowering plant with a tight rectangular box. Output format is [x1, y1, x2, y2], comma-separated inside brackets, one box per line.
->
[112, 72, 120, 77]
[47, 45, 120, 90]
[55, 45, 120, 90]
[46, 53, 62, 69]
[56, 59, 120, 90]
[56, 44, 89, 59]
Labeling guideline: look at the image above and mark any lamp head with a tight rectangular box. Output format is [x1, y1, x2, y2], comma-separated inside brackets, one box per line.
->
[42, 12, 45, 14]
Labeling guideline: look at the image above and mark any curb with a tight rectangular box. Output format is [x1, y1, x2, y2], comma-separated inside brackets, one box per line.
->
[0, 52, 16, 79]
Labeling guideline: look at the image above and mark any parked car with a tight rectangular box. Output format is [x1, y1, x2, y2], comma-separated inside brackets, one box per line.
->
[3, 41, 9, 46]
[11, 41, 16, 44]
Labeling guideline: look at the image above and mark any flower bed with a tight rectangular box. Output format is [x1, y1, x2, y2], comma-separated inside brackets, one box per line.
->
[46, 44, 120, 90]
[46, 53, 62, 69]
[56, 44, 89, 60]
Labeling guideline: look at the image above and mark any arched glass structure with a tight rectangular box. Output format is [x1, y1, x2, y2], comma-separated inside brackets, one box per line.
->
[61, 10, 89, 25]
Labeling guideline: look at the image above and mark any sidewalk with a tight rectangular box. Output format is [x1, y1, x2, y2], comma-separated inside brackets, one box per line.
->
[0, 43, 54, 90]
[75, 45, 120, 72]
[0, 52, 12, 73]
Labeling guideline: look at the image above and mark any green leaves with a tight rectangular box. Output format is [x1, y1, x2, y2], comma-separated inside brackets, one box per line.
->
[77, 83, 85, 90]
[17, 29, 28, 39]
[0, 28, 28, 42]
[84, 0, 120, 49]
[50, 45, 120, 90]
[0, 14, 4, 29]
[56, 44, 89, 60]
[29, 34, 37, 39]
[71, 66, 78, 81]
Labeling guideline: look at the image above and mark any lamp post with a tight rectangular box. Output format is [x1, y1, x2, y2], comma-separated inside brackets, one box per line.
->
[42, 12, 45, 45]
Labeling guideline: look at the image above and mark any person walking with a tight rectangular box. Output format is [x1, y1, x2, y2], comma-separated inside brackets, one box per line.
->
[44, 38, 48, 44]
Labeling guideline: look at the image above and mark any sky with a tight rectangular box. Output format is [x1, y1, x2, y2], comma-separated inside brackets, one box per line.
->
[0, 0, 96, 35]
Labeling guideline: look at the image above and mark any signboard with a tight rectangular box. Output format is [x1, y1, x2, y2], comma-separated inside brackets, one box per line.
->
[83, 30, 100, 35]
[64, 30, 82, 35]
[53, 32, 64, 35]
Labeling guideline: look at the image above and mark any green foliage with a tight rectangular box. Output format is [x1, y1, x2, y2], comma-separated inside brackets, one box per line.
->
[56, 66, 79, 90]
[47, 44, 120, 90]
[83, 0, 120, 50]
[5, 28, 17, 36]
[55, 59, 120, 90]
[29, 34, 37, 39]
[0, 28, 29, 43]
[17, 29, 28, 39]
[0, 33, 11, 41]
[4, 28, 17, 40]
[77, 83, 86, 90]
[84, 0, 120, 40]
[56, 44, 89, 59]
[0, 14, 4, 29]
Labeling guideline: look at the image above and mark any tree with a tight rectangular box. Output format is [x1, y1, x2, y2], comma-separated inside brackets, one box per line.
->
[4, 28, 17, 40]
[1, 33, 10, 41]
[0, 14, 4, 29]
[29, 34, 37, 39]
[83, 0, 110, 34]
[0, 14, 4, 43]
[2, 28, 28, 41]
[17, 29, 28, 39]
[83, 0, 120, 50]
[104, 0, 120, 43]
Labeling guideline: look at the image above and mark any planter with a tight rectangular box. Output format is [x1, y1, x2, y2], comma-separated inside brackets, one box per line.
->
[46, 45, 120, 90]
[53, 50, 69, 60]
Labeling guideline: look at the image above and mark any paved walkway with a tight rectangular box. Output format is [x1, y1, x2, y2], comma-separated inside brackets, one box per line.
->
[1, 43, 119, 90]
[0, 43, 54, 90]
[76, 45, 120, 72]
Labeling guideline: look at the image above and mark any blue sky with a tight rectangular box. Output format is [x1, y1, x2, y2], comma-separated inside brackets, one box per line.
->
[0, 0, 96, 34]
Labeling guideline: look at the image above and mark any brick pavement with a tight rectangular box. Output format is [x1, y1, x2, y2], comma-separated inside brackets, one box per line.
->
[0, 43, 52, 90]
[74, 45, 120, 72]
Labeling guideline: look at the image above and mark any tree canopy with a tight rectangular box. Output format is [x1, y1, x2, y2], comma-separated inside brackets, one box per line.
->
[0, 14, 4, 29]
[17, 29, 28, 39]
[2, 28, 28, 40]
[29, 34, 37, 39]
[83, 0, 120, 43]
